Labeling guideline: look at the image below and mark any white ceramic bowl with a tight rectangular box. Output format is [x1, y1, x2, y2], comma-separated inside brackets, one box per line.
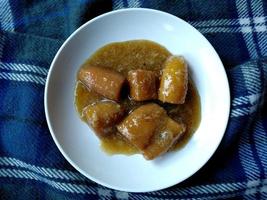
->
[45, 8, 230, 192]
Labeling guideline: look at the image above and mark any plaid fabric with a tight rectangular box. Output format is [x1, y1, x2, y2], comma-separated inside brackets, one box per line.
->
[0, 0, 267, 199]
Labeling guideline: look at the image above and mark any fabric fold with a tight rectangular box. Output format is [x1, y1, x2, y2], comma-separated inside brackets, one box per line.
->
[1, 0, 267, 199]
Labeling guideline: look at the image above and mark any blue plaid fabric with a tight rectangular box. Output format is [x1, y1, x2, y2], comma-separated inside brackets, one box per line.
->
[0, 0, 267, 199]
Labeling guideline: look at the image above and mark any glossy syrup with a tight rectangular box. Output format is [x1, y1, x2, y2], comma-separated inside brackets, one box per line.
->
[75, 40, 201, 155]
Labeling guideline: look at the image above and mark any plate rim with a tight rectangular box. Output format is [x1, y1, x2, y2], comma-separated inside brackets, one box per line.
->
[44, 8, 231, 193]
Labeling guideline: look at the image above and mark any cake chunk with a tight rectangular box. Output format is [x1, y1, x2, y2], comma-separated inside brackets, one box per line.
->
[127, 69, 157, 101]
[158, 56, 188, 104]
[84, 101, 125, 137]
[78, 66, 126, 101]
[117, 103, 185, 159]
[142, 117, 186, 160]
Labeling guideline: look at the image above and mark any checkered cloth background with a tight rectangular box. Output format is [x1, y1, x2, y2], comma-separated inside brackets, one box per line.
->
[0, 0, 267, 199]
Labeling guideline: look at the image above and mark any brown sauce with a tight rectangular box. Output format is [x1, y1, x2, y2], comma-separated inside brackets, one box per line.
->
[75, 40, 201, 155]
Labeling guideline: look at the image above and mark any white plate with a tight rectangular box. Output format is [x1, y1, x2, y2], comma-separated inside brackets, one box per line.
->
[45, 8, 230, 192]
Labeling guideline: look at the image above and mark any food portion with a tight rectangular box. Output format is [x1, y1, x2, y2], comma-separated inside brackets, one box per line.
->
[78, 66, 126, 101]
[143, 117, 186, 160]
[75, 40, 201, 160]
[117, 103, 166, 150]
[127, 70, 157, 101]
[117, 103, 186, 160]
[159, 56, 188, 104]
[83, 101, 125, 137]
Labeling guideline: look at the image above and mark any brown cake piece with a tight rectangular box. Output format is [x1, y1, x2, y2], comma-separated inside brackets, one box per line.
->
[117, 103, 185, 160]
[158, 56, 188, 104]
[127, 69, 157, 101]
[78, 66, 126, 101]
[84, 101, 125, 137]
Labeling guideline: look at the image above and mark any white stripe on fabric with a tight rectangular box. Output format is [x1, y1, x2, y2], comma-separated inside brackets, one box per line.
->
[250, 0, 267, 57]
[0, 0, 15, 31]
[242, 32, 259, 58]
[244, 179, 261, 200]
[0, 62, 48, 76]
[232, 93, 263, 106]
[236, 0, 248, 17]
[131, 195, 148, 200]
[190, 17, 266, 28]
[150, 182, 246, 196]
[1, 166, 267, 196]
[115, 191, 129, 200]
[248, 93, 261, 105]
[0, 168, 97, 195]
[255, 26, 267, 32]
[0, 157, 86, 181]
[253, 121, 267, 175]
[113, 0, 125, 9]
[254, 17, 265, 24]
[199, 27, 239, 34]
[245, 180, 261, 194]
[192, 191, 259, 200]
[197, 25, 267, 34]
[149, 179, 266, 197]
[231, 107, 250, 118]
[261, 190, 267, 199]
[251, 1, 265, 17]
[191, 18, 240, 27]
[127, 0, 141, 7]
[256, 32, 267, 55]
[241, 64, 262, 94]
[231, 93, 262, 117]
[97, 188, 112, 199]
[132, 196, 161, 200]
[241, 25, 266, 33]
[232, 96, 249, 107]
[230, 105, 259, 118]
[0, 72, 46, 85]
[235, 0, 259, 58]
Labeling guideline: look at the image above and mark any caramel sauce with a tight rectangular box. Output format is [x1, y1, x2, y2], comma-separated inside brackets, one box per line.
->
[75, 40, 201, 155]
